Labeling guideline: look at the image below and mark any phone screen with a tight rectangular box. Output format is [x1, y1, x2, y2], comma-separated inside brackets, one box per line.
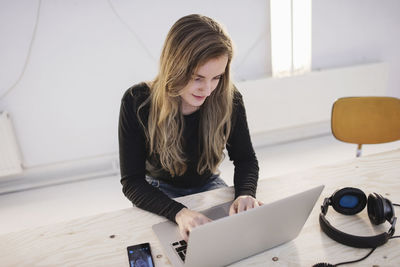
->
[127, 243, 155, 267]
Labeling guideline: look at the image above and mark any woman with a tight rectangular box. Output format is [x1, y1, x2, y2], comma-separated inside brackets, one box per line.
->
[119, 14, 262, 241]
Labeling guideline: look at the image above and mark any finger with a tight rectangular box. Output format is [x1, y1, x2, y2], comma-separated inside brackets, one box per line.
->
[180, 228, 189, 242]
[187, 221, 195, 231]
[241, 198, 257, 212]
[253, 200, 260, 208]
[238, 201, 246, 213]
[204, 216, 212, 223]
[248, 199, 256, 209]
[229, 203, 237, 216]
[193, 215, 211, 226]
[258, 200, 264, 206]
[185, 225, 194, 241]
[244, 201, 251, 211]
[200, 214, 212, 224]
[246, 200, 254, 211]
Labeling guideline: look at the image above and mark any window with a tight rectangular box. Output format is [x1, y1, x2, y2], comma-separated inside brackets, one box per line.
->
[270, 0, 312, 77]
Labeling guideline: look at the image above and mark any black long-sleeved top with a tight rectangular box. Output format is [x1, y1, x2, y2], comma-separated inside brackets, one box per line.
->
[118, 82, 259, 222]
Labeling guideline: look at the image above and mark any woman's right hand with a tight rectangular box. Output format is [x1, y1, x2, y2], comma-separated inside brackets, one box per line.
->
[175, 208, 212, 241]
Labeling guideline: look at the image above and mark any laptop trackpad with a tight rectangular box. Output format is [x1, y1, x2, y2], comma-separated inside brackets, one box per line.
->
[201, 201, 232, 220]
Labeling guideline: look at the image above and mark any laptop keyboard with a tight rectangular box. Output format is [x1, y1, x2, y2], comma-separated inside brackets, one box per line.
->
[171, 240, 187, 262]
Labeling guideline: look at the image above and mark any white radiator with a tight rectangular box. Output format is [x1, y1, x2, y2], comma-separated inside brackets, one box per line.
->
[0, 111, 23, 177]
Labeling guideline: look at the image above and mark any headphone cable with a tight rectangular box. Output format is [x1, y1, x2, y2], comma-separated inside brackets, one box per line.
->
[330, 235, 400, 266]
[333, 247, 376, 266]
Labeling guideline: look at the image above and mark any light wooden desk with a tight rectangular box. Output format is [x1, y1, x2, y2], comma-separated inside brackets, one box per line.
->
[1, 149, 400, 266]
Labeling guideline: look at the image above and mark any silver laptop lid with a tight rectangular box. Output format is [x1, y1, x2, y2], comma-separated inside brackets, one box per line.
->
[184, 185, 324, 267]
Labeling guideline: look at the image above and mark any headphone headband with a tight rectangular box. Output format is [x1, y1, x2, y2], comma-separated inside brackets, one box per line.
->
[319, 213, 391, 248]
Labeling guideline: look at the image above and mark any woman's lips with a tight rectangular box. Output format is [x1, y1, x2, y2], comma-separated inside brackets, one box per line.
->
[193, 94, 206, 100]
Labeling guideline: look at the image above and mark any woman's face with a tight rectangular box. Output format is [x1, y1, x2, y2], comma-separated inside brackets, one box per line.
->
[180, 55, 228, 115]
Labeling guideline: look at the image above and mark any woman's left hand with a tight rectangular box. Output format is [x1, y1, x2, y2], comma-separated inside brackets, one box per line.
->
[229, 195, 263, 216]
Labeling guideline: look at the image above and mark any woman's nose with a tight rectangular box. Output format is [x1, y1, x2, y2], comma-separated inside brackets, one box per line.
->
[201, 81, 212, 96]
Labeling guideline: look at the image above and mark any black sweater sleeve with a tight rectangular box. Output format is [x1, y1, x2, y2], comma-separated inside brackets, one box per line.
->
[118, 86, 186, 222]
[226, 90, 259, 198]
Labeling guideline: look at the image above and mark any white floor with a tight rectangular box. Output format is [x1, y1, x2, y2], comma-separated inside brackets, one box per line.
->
[1, 134, 399, 235]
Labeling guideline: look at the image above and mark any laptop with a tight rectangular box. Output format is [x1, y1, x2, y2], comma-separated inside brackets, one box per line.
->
[152, 185, 324, 267]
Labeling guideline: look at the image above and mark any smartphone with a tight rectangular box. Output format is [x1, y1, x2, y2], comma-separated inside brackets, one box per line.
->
[127, 242, 155, 267]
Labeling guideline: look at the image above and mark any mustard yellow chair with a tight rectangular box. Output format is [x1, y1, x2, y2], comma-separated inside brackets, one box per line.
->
[331, 96, 400, 157]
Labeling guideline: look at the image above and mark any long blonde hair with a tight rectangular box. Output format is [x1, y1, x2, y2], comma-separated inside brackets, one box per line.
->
[141, 14, 234, 177]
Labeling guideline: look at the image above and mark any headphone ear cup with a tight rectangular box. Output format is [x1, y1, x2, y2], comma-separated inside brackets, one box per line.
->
[368, 193, 394, 225]
[383, 198, 395, 222]
[331, 187, 366, 215]
[367, 193, 385, 225]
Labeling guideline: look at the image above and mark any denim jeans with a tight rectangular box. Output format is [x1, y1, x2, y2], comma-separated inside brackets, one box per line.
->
[145, 174, 228, 198]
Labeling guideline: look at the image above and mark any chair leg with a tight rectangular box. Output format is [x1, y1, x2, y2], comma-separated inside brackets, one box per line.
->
[356, 144, 362, 157]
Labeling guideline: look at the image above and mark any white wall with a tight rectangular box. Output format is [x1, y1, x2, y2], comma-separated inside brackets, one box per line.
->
[312, 0, 400, 98]
[0, 0, 399, 170]
[0, 0, 269, 168]
[238, 62, 388, 146]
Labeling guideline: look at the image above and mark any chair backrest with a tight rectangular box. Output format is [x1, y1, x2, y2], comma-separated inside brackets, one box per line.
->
[331, 97, 400, 156]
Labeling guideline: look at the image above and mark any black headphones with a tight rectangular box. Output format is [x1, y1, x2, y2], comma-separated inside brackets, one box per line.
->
[319, 187, 396, 248]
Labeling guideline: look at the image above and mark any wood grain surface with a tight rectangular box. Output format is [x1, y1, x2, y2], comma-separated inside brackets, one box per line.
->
[1, 149, 399, 266]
